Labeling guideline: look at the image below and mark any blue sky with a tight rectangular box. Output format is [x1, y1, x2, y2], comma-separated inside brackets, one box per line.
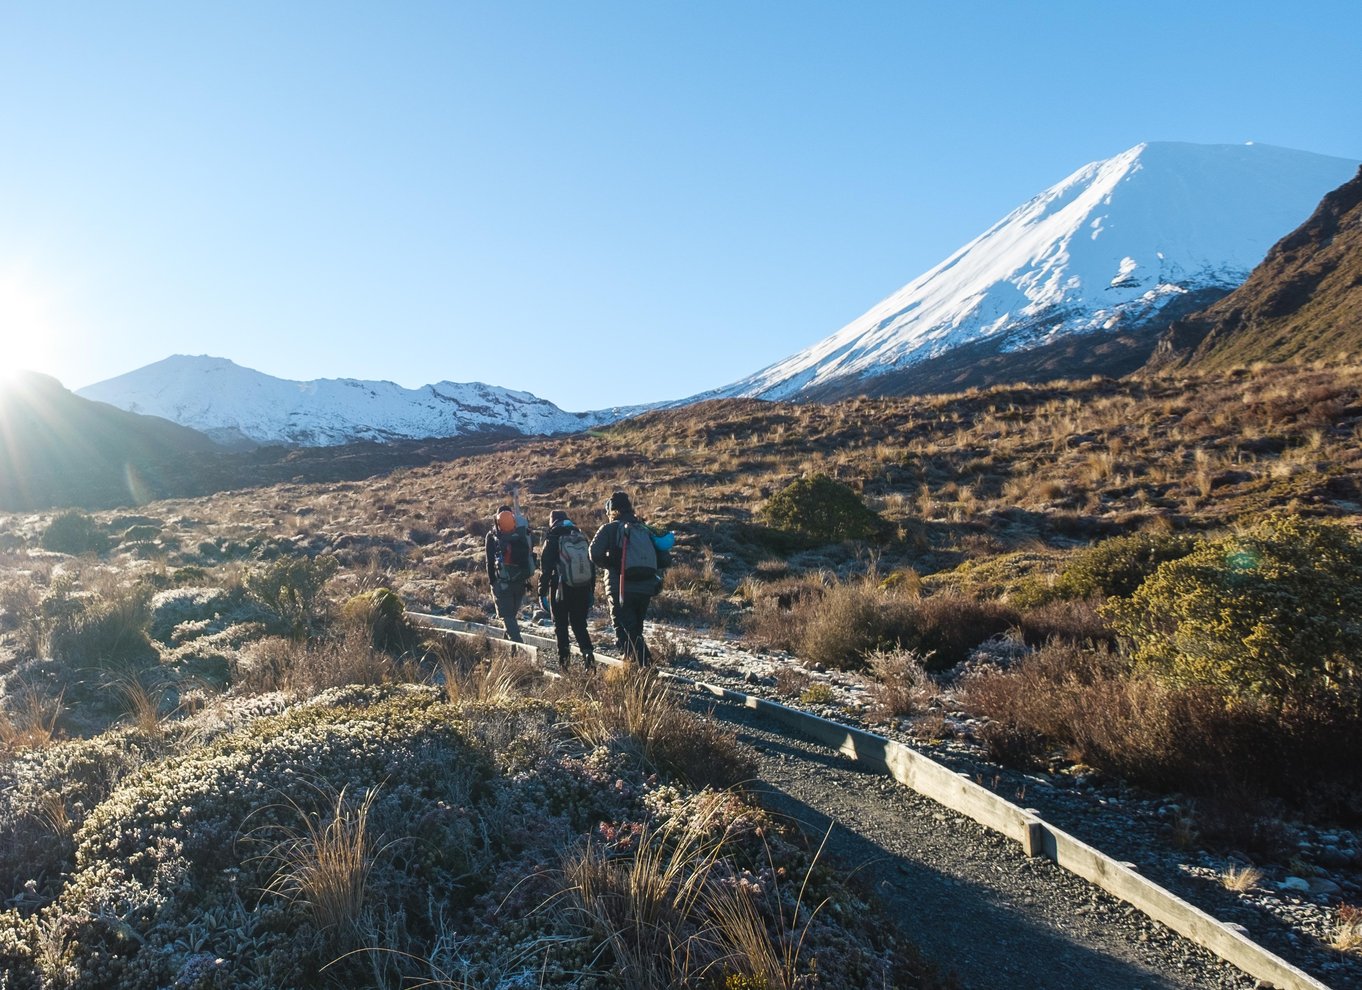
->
[2, 1, 1360, 409]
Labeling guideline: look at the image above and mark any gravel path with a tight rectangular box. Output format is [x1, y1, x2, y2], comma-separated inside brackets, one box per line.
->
[697, 688, 1261, 990]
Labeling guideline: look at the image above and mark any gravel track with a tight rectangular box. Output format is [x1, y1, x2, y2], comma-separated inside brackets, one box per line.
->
[695, 688, 1261, 990]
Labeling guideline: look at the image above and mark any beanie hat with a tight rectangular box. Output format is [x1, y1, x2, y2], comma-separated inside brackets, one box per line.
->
[608, 491, 633, 514]
[549, 509, 569, 526]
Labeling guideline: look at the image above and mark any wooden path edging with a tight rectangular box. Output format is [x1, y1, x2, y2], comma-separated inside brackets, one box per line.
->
[407, 613, 1330, 990]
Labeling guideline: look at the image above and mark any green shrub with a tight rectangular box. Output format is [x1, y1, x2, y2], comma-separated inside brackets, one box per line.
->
[244, 554, 339, 639]
[800, 682, 835, 705]
[39, 511, 109, 556]
[0, 729, 156, 903]
[1106, 514, 1362, 708]
[759, 474, 882, 543]
[1018, 531, 1198, 607]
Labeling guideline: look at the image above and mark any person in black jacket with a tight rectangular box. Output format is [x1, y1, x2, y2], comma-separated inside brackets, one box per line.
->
[589, 490, 667, 666]
[537, 509, 596, 668]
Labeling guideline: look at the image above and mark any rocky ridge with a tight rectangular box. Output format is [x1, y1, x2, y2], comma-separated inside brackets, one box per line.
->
[1151, 165, 1362, 371]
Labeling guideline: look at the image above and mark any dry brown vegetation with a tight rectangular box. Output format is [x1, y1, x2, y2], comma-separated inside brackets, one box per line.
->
[3, 360, 1362, 820]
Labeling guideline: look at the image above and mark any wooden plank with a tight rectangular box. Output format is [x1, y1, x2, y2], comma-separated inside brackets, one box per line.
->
[1042, 827, 1328, 990]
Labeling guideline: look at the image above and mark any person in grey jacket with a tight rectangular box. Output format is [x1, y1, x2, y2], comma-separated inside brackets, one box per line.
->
[589, 490, 667, 666]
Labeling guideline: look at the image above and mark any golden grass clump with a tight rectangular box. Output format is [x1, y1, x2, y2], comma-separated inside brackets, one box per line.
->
[1331, 904, 1362, 954]
[560, 797, 826, 990]
[0, 686, 62, 753]
[260, 785, 382, 935]
[571, 666, 755, 790]
[1219, 864, 1264, 893]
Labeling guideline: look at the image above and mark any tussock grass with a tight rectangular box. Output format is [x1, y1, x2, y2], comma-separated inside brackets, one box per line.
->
[108, 669, 167, 737]
[430, 634, 541, 703]
[0, 686, 62, 753]
[1220, 864, 1264, 893]
[1332, 904, 1362, 954]
[560, 798, 828, 990]
[571, 666, 755, 790]
[258, 784, 385, 935]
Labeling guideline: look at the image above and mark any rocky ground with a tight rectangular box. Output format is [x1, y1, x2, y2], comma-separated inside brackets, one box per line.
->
[643, 624, 1362, 990]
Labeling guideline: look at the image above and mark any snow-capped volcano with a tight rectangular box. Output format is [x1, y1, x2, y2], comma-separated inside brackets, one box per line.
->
[714, 142, 1360, 400]
[77, 356, 646, 447]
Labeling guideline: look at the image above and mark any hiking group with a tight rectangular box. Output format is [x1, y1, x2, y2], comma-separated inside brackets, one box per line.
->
[484, 486, 672, 667]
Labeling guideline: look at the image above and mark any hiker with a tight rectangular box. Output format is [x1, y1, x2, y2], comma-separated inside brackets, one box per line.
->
[485, 486, 534, 644]
[537, 509, 596, 668]
[589, 490, 668, 666]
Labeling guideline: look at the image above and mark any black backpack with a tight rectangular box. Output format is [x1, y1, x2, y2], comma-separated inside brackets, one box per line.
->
[495, 526, 535, 586]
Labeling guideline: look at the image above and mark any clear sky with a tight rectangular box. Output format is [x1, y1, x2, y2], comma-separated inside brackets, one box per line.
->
[2, 1, 1360, 410]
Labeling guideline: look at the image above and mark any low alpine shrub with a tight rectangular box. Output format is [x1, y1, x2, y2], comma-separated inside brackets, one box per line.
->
[1049, 530, 1196, 603]
[39, 511, 109, 556]
[760, 473, 883, 543]
[1106, 513, 1362, 709]
[338, 587, 412, 653]
[244, 554, 339, 639]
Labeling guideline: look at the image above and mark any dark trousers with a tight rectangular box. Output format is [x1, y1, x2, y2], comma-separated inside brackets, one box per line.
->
[551, 584, 594, 664]
[492, 584, 524, 643]
[610, 593, 652, 666]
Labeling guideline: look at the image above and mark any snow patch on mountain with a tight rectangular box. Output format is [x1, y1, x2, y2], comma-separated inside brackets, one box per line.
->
[77, 356, 647, 447]
[712, 142, 1360, 400]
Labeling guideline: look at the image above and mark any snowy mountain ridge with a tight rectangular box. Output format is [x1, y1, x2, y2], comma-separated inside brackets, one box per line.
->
[77, 355, 648, 447]
[710, 141, 1360, 400]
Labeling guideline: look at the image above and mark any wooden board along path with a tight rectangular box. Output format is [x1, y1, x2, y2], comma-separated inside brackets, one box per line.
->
[407, 612, 1329, 990]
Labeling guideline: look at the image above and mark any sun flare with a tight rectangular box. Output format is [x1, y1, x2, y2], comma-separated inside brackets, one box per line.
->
[0, 267, 64, 383]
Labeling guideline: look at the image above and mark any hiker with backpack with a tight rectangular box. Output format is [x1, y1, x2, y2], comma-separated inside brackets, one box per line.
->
[537, 509, 596, 668]
[484, 485, 535, 644]
[589, 490, 668, 666]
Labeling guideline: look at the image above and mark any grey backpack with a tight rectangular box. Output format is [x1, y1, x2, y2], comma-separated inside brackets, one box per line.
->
[619, 521, 658, 583]
[557, 528, 593, 587]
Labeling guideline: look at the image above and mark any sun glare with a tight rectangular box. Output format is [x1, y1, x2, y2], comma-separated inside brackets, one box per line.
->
[0, 267, 63, 385]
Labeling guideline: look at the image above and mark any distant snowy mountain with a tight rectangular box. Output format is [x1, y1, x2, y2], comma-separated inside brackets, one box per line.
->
[710, 142, 1360, 400]
[77, 356, 647, 447]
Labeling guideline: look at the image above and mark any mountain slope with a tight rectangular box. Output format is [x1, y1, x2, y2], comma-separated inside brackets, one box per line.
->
[710, 142, 1359, 400]
[77, 356, 646, 447]
[0, 372, 218, 510]
[1149, 165, 1362, 370]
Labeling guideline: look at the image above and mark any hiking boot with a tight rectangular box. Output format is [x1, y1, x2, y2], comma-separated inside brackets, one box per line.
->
[582, 652, 595, 670]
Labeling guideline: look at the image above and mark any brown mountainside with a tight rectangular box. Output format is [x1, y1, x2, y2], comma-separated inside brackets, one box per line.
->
[1150, 165, 1362, 370]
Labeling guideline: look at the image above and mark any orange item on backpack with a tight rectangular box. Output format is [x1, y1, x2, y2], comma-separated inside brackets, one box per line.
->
[496, 510, 517, 534]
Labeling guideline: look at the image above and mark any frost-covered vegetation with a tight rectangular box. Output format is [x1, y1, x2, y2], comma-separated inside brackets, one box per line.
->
[0, 541, 937, 988]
